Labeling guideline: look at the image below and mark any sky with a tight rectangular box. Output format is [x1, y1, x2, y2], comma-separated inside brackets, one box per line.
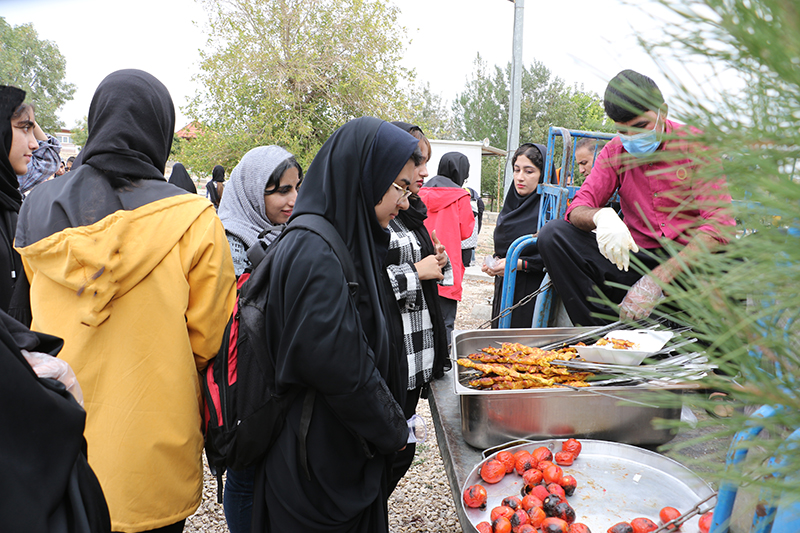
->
[3, 0, 727, 133]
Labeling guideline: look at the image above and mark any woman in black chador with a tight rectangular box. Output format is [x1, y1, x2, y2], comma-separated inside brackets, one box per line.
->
[251, 117, 419, 533]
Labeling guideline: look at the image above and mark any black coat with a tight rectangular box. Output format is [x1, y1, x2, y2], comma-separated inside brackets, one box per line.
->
[252, 117, 417, 533]
[0, 86, 25, 312]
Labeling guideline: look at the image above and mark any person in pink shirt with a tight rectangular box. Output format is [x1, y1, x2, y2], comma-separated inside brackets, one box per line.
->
[537, 70, 735, 325]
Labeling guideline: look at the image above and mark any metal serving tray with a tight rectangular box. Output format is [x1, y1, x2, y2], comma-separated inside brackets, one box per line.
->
[461, 439, 714, 532]
[453, 328, 691, 449]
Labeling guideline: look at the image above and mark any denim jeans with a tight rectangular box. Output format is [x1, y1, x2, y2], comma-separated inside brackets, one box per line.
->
[223, 465, 256, 533]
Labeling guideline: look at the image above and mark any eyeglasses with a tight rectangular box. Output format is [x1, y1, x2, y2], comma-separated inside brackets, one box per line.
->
[391, 182, 412, 203]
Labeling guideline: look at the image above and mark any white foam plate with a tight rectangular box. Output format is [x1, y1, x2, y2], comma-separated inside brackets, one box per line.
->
[573, 330, 674, 366]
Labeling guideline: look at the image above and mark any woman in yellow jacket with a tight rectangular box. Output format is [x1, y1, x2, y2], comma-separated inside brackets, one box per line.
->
[14, 69, 236, 533]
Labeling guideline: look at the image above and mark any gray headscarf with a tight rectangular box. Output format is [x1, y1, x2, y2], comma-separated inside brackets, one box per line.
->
[218, 145, 294, 248]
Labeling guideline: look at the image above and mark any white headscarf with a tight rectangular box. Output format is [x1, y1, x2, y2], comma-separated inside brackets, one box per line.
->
[218, 145, 294, 248]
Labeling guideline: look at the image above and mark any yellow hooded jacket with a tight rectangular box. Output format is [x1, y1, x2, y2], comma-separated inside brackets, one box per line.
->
[16, 193, 236, 532]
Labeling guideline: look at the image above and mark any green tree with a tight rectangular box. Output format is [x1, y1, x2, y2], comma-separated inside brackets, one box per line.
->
[70, 116, 88, 148]
[0, 17, 75, 132]
[452, 55, 609, 203]
[401, 82, 455, 140]
[179, 0, 411, 175]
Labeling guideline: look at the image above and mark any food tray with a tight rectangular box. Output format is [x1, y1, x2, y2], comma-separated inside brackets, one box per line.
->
[461, 439, 714, 532]
[575, 329, 674, 366]
[453, 328, 693, 449]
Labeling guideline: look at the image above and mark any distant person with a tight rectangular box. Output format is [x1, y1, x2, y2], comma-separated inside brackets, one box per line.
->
[55, 159, 66, 177]
[461, 185, 484, 267]
[482, 143, 547, 328]
[537, 69, 735, 325]
[168, 162, 197, 193]
[574, 137, 606, 179]
[15, 69, 236, 533]
[65, 155, 76, 172]
[207, 164, 225, 210]
[17, 114, 61, 195]
[418, 152, 474, 344]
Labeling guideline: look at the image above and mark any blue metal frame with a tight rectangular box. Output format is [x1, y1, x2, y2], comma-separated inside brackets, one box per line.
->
[498, 127, 616, 329]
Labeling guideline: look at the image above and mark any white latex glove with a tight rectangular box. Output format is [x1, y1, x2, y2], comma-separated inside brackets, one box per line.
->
[619, 275, 663, 321]
[22, 350, 84, 407]
[593, 207, 640, 271]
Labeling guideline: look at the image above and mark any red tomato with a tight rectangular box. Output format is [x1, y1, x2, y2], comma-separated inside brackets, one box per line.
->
[517, 525, 537, 533]
[554, 501, 576, 523]
[522, 468, 544, 487]
[541, 517, 569, 533]
[476, 522, 492, 533]
[561, 438, 582, 457]
[463, 484, 488, 508]
[527, 506, 547, 528]
[547, 483, 566, 500]
[532, 446, 554, 463]
[568, 524, 592, 533]
[631, 517, 658, 533]
[529, 484, 550, 502]
[554, 451, 575, 466]
[502, 496, 522, 511]
[510, 508, 530, 531]
[659, 507, 681, 531]
[698, 512, 713, 533]
[491, 505, 516, 522]
[497, 451, 517, 474]
[493, 516, 512, 533]
[521, 494, 543, 511]
[542, 463, 564, 485]
[538, 460, 556, 472]
[480, 460, 506, 484]
[607, 522, 634, 533]
[559, 475, 577, 497]
[515, 453, 536, 475]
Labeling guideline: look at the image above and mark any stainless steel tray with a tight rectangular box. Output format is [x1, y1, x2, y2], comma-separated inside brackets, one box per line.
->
[461, 439, 714, 532]
[453, 328, 692, 449]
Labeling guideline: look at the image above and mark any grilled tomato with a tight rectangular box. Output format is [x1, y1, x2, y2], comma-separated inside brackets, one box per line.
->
[492, 516, 512, 533]
[698, 512, 713, 533]
[463, 484, 488, 509]
[559, 475, 577, 497]
[476, 522, 492, 533]
[491, 505, 516, 522]
[547, 483, 566, 500]
[515, 452, 536, 475]
[659, 507, 681, 530]
[497, 451, 517, 474]
[568, 524, 592, 533]
[480, 459, 506, 484]
[527, 506, 547, 528]
[521, 494, 544, 511]
[554, 501, 576, 523]
[541, 517, 570, 533]
[522, 468, 543, 487]
[607, 522, 634, 533]
[630, 517, 658, 533]
[554, 451, 575, 466]
[542, 463, 564, 485]
[561, 438, 582, 457]
[510, 508, 530, 531]
[532, 446, 554, 463]
[502, 496, 522, 511]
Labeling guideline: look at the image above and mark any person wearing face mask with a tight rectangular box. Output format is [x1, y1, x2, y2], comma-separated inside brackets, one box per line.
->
[537, 69, 735, 326]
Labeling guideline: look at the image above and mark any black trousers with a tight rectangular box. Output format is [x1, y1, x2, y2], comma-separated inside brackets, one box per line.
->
[387, 386, 421, 495]
[537, 219, 662, 326]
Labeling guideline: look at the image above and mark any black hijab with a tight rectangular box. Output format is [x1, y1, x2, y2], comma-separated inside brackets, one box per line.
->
[207, 165, 224, 206]
[437, 151, 470, 186]
[81, 70, 174, 187]
[0, 86, 25, 212]
[168, 162, 196, 193]
[292, 117, 418, 398]
[390, 121, 427, 231]
[494, 143, 547, 258]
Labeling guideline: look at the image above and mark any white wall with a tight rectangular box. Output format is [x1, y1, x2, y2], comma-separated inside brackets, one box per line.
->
[427, 140, 484, 194]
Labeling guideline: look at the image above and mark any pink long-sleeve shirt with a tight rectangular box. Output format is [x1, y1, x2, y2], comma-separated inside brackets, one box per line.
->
[566, 119, 735, 249]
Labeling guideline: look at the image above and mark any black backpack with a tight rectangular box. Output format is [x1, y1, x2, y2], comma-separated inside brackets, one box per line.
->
[201, 213, 358, 501]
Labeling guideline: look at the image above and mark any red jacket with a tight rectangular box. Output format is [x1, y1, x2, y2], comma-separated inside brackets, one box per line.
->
[418, 179, 474, 301]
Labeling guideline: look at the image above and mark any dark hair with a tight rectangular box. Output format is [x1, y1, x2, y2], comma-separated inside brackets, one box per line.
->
[512, 143, 544, 172]
[10, 102, 34, 121]
[410, 146, 425, 166]
[67, 156, 76, 163]
[264, 156, 303, 195]
[575, 138, 606, 153]
[603, 70, 664, 123]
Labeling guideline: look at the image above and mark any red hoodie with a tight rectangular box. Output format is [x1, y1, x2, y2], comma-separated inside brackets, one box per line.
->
[418, 177, 474, 301]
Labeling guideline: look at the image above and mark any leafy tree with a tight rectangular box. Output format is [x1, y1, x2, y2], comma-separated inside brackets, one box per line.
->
[0, 17, 75, 132]
[70, 116, 88, 148]
[401, 82, 456, 140]
[452, 54, 609, 203]
[179, 0, 411, 175]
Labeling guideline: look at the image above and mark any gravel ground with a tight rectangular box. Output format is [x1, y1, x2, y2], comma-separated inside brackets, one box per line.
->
[185, 217, 499, 533]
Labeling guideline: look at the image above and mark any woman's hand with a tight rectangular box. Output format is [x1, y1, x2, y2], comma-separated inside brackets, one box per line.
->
[415, 255, 444, 281]
[481, 257, 506, 277]
[431, 230, 447, 268]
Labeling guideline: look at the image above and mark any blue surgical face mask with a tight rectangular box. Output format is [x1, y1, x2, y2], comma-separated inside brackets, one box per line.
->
[619, 111, 663, 157]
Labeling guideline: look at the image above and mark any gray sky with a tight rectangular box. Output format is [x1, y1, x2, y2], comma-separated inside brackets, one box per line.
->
[3, 0, 728, 132]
